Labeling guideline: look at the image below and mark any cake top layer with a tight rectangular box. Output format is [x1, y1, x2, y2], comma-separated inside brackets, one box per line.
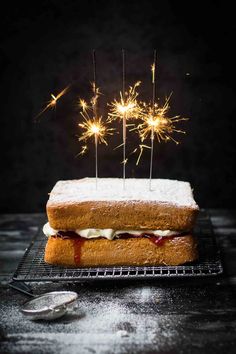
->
[48, 178, 198, 209]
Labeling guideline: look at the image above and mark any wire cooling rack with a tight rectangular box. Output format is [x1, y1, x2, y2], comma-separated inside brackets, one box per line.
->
[12, 210, 223, 284]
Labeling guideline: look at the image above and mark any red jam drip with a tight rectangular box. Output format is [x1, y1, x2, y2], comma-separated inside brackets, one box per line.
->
[149, 235, 174, 246]
[54, 231, 85, 265]
[73, 238, 85, 265]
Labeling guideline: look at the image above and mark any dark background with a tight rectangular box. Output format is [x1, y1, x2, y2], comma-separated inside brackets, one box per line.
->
[0, 0, 235, 212]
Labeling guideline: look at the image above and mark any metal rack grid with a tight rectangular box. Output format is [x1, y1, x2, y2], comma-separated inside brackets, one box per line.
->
[12, 211, 223, 282]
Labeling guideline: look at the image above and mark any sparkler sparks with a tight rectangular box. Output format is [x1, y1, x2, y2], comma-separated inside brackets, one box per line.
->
[108, 77, 142, 190]
[132, 144, 151, 166]
[78, 84, 113, 146]
[78, 87, 113, 190]
[108, 81, 142, 122]
[137, 94, 188, 145]
[133, 95, 188, 166]
[76, 145, 88, 156]
[108, 50, 142, 189]
[79, 99, 88, 112]
[35, 86, 69, 120]
[78, 115, 111, 145]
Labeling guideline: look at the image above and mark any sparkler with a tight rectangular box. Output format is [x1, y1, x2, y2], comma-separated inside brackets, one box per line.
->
[35, 86, 69, 120]
[79, 115, 108, 145]
[78, 50, 113, 188]
[108, 81, 141, 122]
[108, 50, 142, 189]
[138, 94, 188, 144]
[136, 50, 188, 190]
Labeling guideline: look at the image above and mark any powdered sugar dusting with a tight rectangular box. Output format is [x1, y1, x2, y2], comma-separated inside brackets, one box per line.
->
[0, 284, 186, 354]
[48, 178, 198, 208]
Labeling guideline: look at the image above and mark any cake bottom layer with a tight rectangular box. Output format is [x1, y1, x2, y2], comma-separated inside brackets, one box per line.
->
[44, 235, 198, 267]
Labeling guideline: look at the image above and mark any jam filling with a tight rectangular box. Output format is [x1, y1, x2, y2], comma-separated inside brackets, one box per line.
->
[114, 232, 175, 246]
[52, 231, 183, 265]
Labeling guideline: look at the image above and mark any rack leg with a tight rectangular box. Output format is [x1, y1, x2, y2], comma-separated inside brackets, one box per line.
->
[9, 281, 34, 297]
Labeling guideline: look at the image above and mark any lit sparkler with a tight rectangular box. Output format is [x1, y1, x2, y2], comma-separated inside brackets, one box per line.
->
[108, 81, 142, 122]
[35, 86, 69, 120]
[78, 51, 113, 188]
[78, 100, 113, 188]
[108, 50, 142, 189]
[137, 94, 188, 144]
[136, 51, 188, 190]
[79, 114, 109, 145]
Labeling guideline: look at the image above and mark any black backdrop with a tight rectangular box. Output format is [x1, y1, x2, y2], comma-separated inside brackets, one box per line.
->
[0, 0, 235, 212]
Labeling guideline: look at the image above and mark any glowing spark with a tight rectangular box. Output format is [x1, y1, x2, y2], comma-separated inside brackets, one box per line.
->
[79, 116, 111, 145]
[129, 144, 151, 166]
[135, 144, 151, 166]
[79, 99, 88, 112]
[76, 145, 88, 156]
[108, 81, 142, 122]
[137, 94, 188, 145]
[35, 86, 69, 120]
[121, 158, 128, 165]
[51, 94, 57, 103]
[113, 142, 124, 151]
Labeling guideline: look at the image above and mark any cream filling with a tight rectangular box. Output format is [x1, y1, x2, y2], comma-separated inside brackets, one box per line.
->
[43, 222, 181, 240]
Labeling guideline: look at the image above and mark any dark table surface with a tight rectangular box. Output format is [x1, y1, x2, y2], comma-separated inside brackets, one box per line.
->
[0, 210, 236, 354]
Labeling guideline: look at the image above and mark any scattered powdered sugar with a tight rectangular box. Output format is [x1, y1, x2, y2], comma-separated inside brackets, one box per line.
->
[0, 284, 186, 354]
[116, 330, 129, 337]
[48, 178, 198, 208]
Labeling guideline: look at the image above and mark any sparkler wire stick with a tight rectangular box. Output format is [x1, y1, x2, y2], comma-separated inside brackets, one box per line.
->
[93, 49, 97, 117]
[92, 49, 98, 188]
[122, 49, 126, 189]
[78, 56, 113, 171]
[149, 50, 157, 191]
[94, 136, 98, 191]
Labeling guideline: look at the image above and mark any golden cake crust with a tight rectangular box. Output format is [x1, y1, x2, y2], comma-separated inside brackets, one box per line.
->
[47, 201, 198, 231]
[44, 234, 198, 267]
[46, 178, 199, 231]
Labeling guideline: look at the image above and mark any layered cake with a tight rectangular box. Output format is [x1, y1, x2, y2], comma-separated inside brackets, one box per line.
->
[43, 178, 199, 267]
